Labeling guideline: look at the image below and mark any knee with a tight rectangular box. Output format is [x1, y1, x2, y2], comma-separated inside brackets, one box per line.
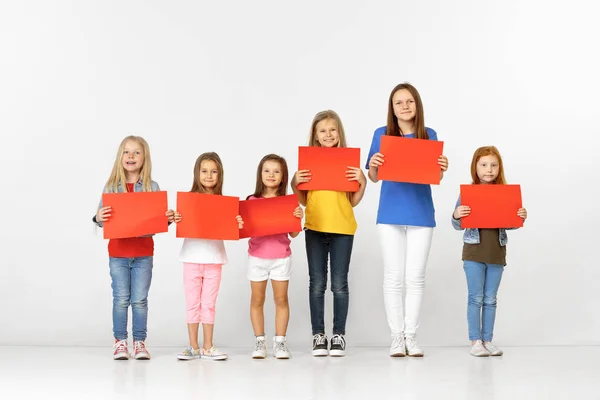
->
[405, 275, 425, 288]
[483, 294, 497, 307]
[331, 281, 349, 295]
[130, 297, 147, 308]
[251, 293, 266, 308]
[273, 293, 289, 308]
[468, 294, 483, 307]
[309, 278, 326, 293]
[114, 295, 130, 308]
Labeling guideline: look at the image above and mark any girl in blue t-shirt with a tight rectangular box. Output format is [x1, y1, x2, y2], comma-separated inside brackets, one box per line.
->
[366, 82, 448, 357]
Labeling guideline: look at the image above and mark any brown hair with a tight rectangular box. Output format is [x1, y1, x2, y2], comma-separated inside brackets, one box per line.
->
[386, 82, 429, 140]
[191, 152, 224, 194]
[470, 146, 506, 184]
[247, 154, 289, 199]
[308, 110, 348, 147]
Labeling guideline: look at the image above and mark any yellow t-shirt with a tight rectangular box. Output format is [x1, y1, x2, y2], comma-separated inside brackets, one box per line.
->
[304, 190, 357, 235]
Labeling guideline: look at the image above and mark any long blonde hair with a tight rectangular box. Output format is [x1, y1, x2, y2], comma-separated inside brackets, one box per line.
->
[104, 136, 152, 193]
[470, 146, 506, 184]
[308, 110, 348, 147]
[191, 152, 224, 195]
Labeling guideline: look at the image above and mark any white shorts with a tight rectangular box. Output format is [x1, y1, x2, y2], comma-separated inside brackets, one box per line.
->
[247, 255, 292, 282]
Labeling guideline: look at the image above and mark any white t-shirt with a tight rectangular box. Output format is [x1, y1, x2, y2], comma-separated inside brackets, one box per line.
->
[178, 238, 228, 265]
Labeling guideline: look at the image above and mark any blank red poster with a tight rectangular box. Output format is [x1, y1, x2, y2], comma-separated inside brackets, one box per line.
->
[378, 136, 444, 185]
[460, 184, 523, 228]
[239, 195, 301, 239]
[102, 191, 169, 239]
[176, 192, 240, 240]
[296, 146, 360, 192]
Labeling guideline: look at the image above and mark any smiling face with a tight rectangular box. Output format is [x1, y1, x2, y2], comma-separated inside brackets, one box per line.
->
[392, 89, 416, 125]
[261, 160, 283, 190]
[476, 155, 500, 184]
[199, 159, 219, 191]
[121, 140, 145, 175]
[314, 118, 340, 148]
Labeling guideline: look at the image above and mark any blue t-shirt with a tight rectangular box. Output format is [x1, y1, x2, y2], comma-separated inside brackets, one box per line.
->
[365, 126, 438, 227]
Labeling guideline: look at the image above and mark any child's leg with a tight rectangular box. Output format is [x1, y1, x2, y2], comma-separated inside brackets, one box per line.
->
[305, 230, 329, 335]
[329, 234, 354, 336]
[250, 281, 268, 336]
[463, 261, 486, 343]
[403, 226, 433, 335]
[130, 256, 153, 341]
[271, 280, 290, 336]
[481, 264, 504, 343]
[109, 257, 131, 341]
[183, 263, 204, 349]
[378, 224, 408, 335]
[199, 264, 223, 349]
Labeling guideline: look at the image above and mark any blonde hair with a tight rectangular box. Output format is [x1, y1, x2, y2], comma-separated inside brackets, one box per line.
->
[308, 110, 348, 147]
[104, 136, 152, 193]
[191, 152, 224, 195]
[470, 146, 506, 184]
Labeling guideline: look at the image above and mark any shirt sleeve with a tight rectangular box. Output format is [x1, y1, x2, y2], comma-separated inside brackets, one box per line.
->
[365, 127, 384, 170]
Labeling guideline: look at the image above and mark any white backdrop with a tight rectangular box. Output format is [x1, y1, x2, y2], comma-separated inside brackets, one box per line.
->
[1, 0, 598, 348]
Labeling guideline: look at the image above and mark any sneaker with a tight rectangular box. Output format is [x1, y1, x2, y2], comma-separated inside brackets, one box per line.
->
[133, 340, 151, 360]
[201, 346, 228, 361]
[113, 339, 129, 360]
[405, 334, 424, 357]
[312, 334, 328, 357]
[252, 336, 267, 359]
[470, 340, 490, 357]
[177, 346, 201, 360]
[273, 337, 291, 359]
[329, 334, 346, 357]
[390, 334, 406, 357]
[484, 342, 503, 356]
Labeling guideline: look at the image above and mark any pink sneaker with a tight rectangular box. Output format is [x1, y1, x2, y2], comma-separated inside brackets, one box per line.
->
[113, 340, 129, 360]
[133, 340, 151, 360]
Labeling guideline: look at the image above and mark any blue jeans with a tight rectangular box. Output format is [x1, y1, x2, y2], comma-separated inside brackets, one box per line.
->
[305, 229, 354, 336]
[109, 257, 153, 341]
[463, 260, 504, 342]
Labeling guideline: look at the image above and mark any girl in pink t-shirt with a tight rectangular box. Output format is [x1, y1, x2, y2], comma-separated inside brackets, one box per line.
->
[246, 154, 303, 359]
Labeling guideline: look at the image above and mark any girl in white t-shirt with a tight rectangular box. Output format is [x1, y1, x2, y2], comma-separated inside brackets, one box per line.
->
[245, 154, 303, 359]
[174, 152, 243, 361]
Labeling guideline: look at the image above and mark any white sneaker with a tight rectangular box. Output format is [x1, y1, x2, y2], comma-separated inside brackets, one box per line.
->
[273, 336, 291, 359]
[470, 340, 490, 357]
[252, 336, 267, 359]
[201, 346, 228, 361]
[113, 339, 129, 360]
[177, 346, 201, 360]
[484, 342, 503, 356]
[390, 334, 406, 357]
[405, 334, 424, 357]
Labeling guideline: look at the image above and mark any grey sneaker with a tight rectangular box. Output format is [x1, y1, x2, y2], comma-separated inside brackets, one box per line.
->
[405, 334, 424, 357]
[470, 340, 490, 357]
[329, 334, 346, 357]
[252, 336, 267, 359]
[390, 334, 406, 357]
[484, 342, 503, 356]
[273, 337, 291, 359]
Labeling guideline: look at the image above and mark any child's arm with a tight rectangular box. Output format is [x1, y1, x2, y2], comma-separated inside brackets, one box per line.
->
[346, 167, 367, 207]
[438, 155, 449, 181]
[451, 197, 469, 230]
[507, 207, 527, 230]
[291, 170, 310, 206]
[367, 153, 384, 183]
[289, 205, 304, 238]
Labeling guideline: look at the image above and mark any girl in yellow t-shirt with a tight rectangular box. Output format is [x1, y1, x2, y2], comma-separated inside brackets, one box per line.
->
[291, 110, 367, 357]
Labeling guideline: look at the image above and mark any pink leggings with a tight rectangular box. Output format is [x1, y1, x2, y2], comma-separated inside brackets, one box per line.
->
[183, 263, 222, 324]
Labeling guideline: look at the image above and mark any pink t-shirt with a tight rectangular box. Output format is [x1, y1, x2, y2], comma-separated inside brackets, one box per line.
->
[247, 196, 292, 259]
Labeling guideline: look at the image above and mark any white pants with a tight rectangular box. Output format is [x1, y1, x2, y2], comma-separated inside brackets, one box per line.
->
[378, 224, 433, 335]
